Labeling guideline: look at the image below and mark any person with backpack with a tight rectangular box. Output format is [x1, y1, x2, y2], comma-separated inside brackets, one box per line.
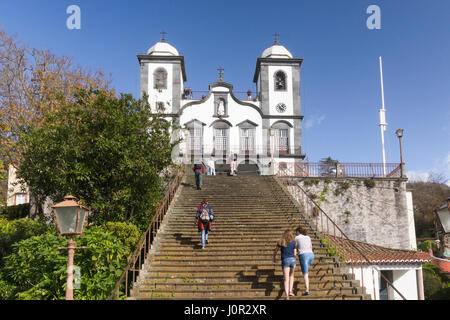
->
[294, 226, 314, 296]
[273, 230, 297, 300]
[193, 161, 206, 190]
[195, 199, 214, 249]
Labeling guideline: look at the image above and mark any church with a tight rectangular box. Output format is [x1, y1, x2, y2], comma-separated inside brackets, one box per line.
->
[137, 34, 305, 174]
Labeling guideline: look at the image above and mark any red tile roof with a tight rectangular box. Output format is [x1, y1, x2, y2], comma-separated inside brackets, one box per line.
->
[325, 236, 431, 265]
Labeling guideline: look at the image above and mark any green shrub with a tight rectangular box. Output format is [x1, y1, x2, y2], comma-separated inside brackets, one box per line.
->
[103, 221, 142, 257]
[0, 204, 30, 220]
[0, 234, 67, 300]
[0, 218, 52, 267]
[0, 224, 130, 300]
[417, 240, 438, 253]
[422, 262, 450, 300]
[364, 179, 376, 189]
[74, 226, 129, 300]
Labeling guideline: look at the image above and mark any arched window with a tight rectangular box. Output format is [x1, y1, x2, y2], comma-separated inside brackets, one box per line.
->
[184, 119, 205, 156]
[274, 70, 287, 91]
[212, 120, 231, 158]
[154, 68, 167, 89]
[237, 120, 257, 154]
[272, 121, 292, 154]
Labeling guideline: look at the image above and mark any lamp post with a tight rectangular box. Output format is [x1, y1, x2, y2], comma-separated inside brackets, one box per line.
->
[434, 198, 450, 258]
[395, 129, 405, 177]
[52, 195, 89, 300]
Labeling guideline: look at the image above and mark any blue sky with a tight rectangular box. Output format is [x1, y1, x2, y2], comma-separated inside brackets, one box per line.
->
[0, 0, 449, 183]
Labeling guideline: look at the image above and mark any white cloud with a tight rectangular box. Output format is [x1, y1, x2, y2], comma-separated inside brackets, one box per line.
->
[304, 114, 326, 129]
[407, 151, 450, 186]
[406, 171, 430, 182]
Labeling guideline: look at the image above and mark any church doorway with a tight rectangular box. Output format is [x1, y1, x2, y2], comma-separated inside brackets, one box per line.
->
[213, 127, 229, 163]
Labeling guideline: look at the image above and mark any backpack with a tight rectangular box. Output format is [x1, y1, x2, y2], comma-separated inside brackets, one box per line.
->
[199, 206, 210, 222]
[194, 164, 202, 170]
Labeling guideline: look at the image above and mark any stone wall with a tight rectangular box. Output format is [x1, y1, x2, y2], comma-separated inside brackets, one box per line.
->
[287, 177, 415, 250]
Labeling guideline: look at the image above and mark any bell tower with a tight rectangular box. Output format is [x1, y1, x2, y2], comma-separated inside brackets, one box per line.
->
[253, 35, 304, 157]
[137, 32, 187, 114]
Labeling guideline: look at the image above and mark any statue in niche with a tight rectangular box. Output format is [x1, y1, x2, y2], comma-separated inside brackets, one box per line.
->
[217, 99, 225, 117]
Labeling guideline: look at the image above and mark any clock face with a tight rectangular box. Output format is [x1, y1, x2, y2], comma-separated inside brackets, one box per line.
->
[276, 103, 286, 113]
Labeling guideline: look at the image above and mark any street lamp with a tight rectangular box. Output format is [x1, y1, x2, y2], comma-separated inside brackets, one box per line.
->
[395, 129, 404, 164]
[52, 195, 89, 300]
[395, 129, 405, 177]
[434, 198, 450, 258]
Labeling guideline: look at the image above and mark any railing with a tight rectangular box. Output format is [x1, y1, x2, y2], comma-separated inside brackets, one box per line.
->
[179, 143, 295, 160]
[181, 90, 259, 101]
[109, 166, 185, 300]
[276, 165, 407, 300]
[276, 161, 403, 178]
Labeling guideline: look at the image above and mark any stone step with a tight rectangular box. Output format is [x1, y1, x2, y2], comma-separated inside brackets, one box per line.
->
[150, 247, 328, 255]
[140, 272, 350, 283]
[155, 235, 322, 243]
[137, 279, 357, 291]
[132, 286, 362, 299]
[148, 256, 339, 266]
[144, 264, 340, 274]
[155, 243, 326, 252]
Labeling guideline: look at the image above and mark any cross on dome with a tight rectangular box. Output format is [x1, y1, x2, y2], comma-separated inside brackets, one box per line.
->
[160, 30, 167, 42]
[273, 32, 280, 45]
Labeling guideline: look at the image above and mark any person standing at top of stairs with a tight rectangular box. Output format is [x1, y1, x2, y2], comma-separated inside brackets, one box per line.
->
[207, 157, 216, 176]
[195, 199, 214, 249]
[193, 162, 206, 189]
[229, 153, 238, 176]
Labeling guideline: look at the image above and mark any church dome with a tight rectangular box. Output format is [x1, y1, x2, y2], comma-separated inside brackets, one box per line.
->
[261, 44, 293, 59]
[147, 41, 179, 56]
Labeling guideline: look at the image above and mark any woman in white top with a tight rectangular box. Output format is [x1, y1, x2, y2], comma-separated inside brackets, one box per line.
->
[294, 226, 315, 296]
[207, 157, 216, 175]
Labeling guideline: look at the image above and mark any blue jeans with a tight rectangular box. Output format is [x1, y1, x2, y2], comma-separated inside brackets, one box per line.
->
[195, 172, 202, 189]
[282, 257, 297, 269]
[209, 167, 216, 175]
[299, 253, 314, 274]
[201, 229, 209, 247]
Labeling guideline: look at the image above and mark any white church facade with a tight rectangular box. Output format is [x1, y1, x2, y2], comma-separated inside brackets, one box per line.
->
[137, 37, 305, 174]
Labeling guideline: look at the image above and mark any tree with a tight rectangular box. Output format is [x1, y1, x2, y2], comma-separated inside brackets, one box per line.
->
[16, 89, 179, 229]
[0, 28, 112, 168]
[319, 156, 339, 177]
[407, 177, 450, 238]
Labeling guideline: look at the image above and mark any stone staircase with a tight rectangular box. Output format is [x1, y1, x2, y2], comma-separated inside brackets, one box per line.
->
[130, 174, 370, 300]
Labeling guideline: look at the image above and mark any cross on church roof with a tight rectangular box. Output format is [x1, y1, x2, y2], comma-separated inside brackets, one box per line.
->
[160, 30, 167, 42]
[273, 32, 280, 45]
[217, 66, 224, 82]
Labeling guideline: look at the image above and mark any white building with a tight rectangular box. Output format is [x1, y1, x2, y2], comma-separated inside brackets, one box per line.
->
[327, 236, 431, 300]
[137, 37, 305, 174]
[6, 164, 29, 206]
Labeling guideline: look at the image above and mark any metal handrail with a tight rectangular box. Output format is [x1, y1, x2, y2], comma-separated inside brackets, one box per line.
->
[109, 166, 185, 300]
[275, 165, 407, 300]
[277, 161, 402, 178]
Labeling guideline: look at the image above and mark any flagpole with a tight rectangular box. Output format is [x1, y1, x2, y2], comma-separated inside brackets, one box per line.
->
[379, 56, 387, 177]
